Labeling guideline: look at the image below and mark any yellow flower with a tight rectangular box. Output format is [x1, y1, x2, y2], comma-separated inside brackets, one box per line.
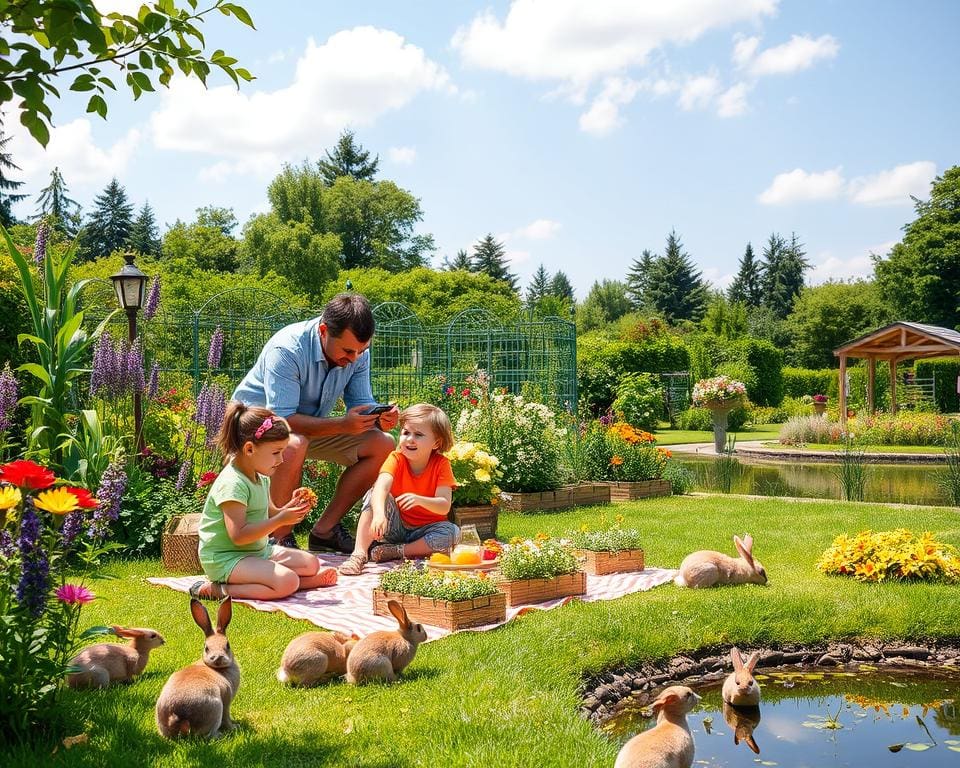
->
[0, 485, 22, 510]
[610, 455, 624, 466]
[33, 487, 81, 515]
[474, 468, 491, 483]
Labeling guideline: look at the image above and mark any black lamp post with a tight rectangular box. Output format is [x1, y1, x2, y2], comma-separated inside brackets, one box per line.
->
[110, 252, 148, 456]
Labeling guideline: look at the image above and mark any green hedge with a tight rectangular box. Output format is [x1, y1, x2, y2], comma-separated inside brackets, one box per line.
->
[687, 333, 783, 407]
[782, 367, 836, 399]
[916, 358, 960, 413]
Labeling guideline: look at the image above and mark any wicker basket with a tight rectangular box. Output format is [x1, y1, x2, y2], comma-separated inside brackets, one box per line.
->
[161, 513, 202, 573]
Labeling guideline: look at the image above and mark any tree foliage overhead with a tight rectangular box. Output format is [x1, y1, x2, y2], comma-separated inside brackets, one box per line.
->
[318, 129, 379, 185]
[873, 166, 960, 329]
[471, 233, 517, 292]
[33, 166, 80, 237]
[644, 230, 708, 323]
[727, 242, 762, 307]
[79, 177, 133, 261]
[0, 0, 255, 145]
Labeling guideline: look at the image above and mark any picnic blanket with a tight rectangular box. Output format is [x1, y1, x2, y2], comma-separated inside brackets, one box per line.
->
[148, 554, 676, 642]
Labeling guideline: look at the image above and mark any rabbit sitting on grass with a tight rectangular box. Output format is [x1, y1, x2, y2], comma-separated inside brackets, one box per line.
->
[67, 626, 165, 689]
[277, 631, 358, 686]
[674, 534, 767, 588]
[346, 600, 426, 684]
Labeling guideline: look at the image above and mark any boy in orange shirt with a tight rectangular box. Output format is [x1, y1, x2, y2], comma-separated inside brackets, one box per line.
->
[339, 404, 459, 576]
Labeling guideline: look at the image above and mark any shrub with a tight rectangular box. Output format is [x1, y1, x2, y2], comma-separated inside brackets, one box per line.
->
[611, 372, 664, 431]
[663, 462, 694, 495]
[782, 367, 837, 399]
[114, 467, 195, 558]
[378, 561, 500, 601]
[445, 441, 502, 507]
[735, 337, 783, 406]
[566, 514, 643, 552]
[817, 529, 960, 583]
[498, 534, 579, 580]
[607, 422, 669, 481]
[778, 415, 845, 445]
[678, 405, 749, 431]
[916, 358, 960, 413]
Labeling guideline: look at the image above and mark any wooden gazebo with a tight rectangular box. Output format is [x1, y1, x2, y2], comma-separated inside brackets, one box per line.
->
[834, 321, 960, 417]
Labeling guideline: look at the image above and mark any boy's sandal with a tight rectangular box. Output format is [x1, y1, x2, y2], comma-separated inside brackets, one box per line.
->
[338, 553, 367, 577]
[188, 580, 225, 600]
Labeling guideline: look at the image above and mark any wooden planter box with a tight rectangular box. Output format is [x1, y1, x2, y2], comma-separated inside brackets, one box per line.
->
[575, 548, 645, 575]
[372, 589, 506, 630]
[161, 513, 202, 573]
[494, 569, 586, 606]
[605, 479, 672, 502]
[499, 483, 610, 514]
[449, 504, 498, 539]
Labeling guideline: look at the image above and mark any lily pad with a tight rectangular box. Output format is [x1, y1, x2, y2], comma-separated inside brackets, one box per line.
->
[903, 743, 933, 751]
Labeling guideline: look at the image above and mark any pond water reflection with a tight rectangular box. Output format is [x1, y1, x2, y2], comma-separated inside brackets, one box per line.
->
[675, 455, 950, 506]
[605, 667, 960, 768]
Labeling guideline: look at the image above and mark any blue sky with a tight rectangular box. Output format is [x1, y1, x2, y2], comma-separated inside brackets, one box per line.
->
[6, 0, 959, 300]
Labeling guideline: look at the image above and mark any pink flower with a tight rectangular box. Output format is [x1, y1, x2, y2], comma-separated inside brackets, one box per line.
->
[55, 584, 95, 605]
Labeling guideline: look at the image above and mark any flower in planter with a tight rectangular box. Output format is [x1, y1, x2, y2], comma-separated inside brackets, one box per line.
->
[567, 515, 643, 553]
[606, 422, 668, 482]
[445, 440, 503, 506]
[379, 561, 500, 601]
[812, 394, 828, 403]
[498, 534, 579, 580]
[692, 376, 747, 407]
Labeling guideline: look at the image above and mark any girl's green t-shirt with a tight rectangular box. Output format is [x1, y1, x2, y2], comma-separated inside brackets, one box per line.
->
[198, 462, 271, 571]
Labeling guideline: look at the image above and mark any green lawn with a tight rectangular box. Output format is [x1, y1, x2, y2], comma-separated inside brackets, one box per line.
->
[654, 423, 782, 445]
[9, 495, 960, 767]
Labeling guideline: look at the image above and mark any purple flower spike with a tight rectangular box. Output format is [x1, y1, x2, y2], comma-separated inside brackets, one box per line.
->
[89, 462, 127, 542]
[143, 275, 161, 320]
[34, 220, 48, 268]
[17, 504, 49, 618]
[207, 326, 224, 370]
[61, 511, 84, 550]
[0, 362, 18, 431]
[175, 460, 192, 491]
[147, 362, 160, 399]
[128, 338, 146, 393]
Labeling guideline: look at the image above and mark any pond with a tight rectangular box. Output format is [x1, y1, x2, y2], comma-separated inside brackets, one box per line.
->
[604, 666, 960, 767]
[675, 455, 951, 506]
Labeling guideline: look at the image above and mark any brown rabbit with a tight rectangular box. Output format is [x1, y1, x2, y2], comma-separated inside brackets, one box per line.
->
[721, 647, 762, 706]
[722, 701, 761, 754]
[674, 534, 767, 588]
[156, 598, 240, 739]
[277, 631, 358, 686]
[345, 600, 427, 684]
[67, 626, 165, 689]
[614, 685, 700, 768]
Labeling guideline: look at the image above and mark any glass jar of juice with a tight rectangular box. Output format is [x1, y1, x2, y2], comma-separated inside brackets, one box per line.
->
[451, 524, 482, 564]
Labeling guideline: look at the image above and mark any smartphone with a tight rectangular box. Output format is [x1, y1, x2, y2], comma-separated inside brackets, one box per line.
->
[362, 404, 393, 416]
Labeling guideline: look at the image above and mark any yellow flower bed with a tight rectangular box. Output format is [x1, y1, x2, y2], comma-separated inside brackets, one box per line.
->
[816, 529, 960, 583]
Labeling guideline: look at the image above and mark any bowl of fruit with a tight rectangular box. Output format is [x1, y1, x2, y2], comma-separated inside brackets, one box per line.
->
[427, 539, 502, 571]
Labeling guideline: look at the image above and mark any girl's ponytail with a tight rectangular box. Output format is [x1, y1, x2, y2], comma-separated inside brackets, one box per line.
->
[218, 401, 290, 459]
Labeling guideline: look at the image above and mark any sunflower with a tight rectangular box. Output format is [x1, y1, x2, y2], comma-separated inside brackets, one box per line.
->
[33, 487, 82, 515]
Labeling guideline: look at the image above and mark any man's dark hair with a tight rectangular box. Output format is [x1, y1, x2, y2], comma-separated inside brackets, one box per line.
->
[322, 293, 375, 342]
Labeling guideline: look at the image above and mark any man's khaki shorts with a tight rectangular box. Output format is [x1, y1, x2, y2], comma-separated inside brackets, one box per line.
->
[305, 432, 368, 466]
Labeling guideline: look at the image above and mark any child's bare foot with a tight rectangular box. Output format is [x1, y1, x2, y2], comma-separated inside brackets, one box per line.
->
[316, 566, 339, 586]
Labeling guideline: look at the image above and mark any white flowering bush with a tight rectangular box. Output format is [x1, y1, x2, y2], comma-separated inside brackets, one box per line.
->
[456, 392, 565, 493]
[498, 534, 580, 580]
[445, 440, 502, 507]
[692, 375, 747, 407]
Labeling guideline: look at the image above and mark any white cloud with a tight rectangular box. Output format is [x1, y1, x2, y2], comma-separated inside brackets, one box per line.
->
[504, 248, 533, 268]
[747, 34, 839, 76]
[808, 250, 878, 284]
[847, 161, 936, 206]
[757, 167, 845, 205]
[10, 118, 141, 191]
[578, 77, 641, 135]
[702, 266, 735, 289]
[716, 81, 750, 117]
[387, 146, 417, 165]
[506, 219, 562, 241]
[678, 74, 722, 111]
[149, 27, 453, 179]
[732, 35, 760, 67]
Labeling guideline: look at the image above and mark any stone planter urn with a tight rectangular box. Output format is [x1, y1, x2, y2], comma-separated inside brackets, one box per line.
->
[813, 400, 828, 417]
[704, 400, 738, 454]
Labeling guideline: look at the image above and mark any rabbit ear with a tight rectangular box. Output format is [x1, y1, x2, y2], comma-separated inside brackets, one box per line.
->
[730, 647, 744, 671]
[745, 651, 761, 672]
[112, 626, 146, 638]
[651, 690, 679, 714]
[387, 600, 410, 630]
[191, 599, 214, 637]
[733, 535, 755, 568]
[216, 597, 232, 634]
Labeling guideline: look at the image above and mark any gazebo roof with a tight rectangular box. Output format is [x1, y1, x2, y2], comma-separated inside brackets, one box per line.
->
[834, 321, 960, 361]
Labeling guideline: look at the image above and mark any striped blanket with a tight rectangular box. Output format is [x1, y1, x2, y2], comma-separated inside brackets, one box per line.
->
[148, 555, 676, 642]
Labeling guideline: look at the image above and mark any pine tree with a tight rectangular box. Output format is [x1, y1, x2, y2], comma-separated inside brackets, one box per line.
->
[0, 130, 27, 227]
[727, 242, 763, 307]
[471, 233, 517, 291]
[79, 178, 134, 261]
[318, 129, 379, 185]
[442, 249, 472, 271]
[761, 232, 809, 318]
[33, 167, 81, 237]
[626, 249, 655, 308]
[549, 271, 575, 302]
[127, 201, 161, 257]
[644, 230, 709, 323]
[525, 264, 551, 308]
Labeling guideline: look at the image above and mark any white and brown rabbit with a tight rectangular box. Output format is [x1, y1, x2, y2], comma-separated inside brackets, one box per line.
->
[674, 534, 767, 588]
[614, 685, 701, 768]
[67, 626, 165, 689]
[721, 647, 762, 706]
[722, 701, 761, 754]
[345, 600, 427, 684]
[156, 598, 240, 739]
[277, 631, 358, 686]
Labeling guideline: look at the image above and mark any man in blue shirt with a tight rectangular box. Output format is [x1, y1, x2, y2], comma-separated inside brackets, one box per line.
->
[233, 293, 398, 552]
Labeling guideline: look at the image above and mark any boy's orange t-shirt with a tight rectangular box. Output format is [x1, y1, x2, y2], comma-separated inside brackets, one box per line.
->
[379, 450, 457, 527]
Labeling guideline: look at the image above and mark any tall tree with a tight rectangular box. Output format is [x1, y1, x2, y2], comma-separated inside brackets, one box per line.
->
[34, 167, 81, 237]
[727, 242, 763, 307]
[442, 249, 472, 271]
[644, 230, 708, 323]
[127, 201, 161, 257]
[165, 206, 240, 272]
[549, 271, 575, 302]
[0, 1, 254, 146]
[625, 249, 655, 308]
[318, 130, 379, 186]
[873, 166, 960, 329]
[761, 232, 809, 318]
[471, 234, 517, 291]
[525, 264, 551, 308]
[0, 130, 26, 226]
[79, 177, 133, 261]
[576, 279, 632, 332]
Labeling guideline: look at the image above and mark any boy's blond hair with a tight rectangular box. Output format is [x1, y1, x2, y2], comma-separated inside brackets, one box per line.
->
[399, 404, 454, 453]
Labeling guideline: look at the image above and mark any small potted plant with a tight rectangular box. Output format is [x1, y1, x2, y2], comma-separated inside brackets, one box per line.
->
[692, 375, 747, 453]
[374, 562, 506, 630]
[567, 515, 645, 575]
[812, 393, 828, 417]
[494, 533, 585, 606]
[445, 440, 502, 539]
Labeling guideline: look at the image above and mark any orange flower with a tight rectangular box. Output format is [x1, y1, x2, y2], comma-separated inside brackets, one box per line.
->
[610, 455, 624, 466]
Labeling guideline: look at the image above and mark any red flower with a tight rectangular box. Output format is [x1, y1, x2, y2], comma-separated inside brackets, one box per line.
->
[0, 460, 56, 490]
[63, 487, 99, 509]
[462, 388, 470, 396]
[470, 398, 478, 406]
[445, 386, 455, 396]
[196, 471, 217, 489]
